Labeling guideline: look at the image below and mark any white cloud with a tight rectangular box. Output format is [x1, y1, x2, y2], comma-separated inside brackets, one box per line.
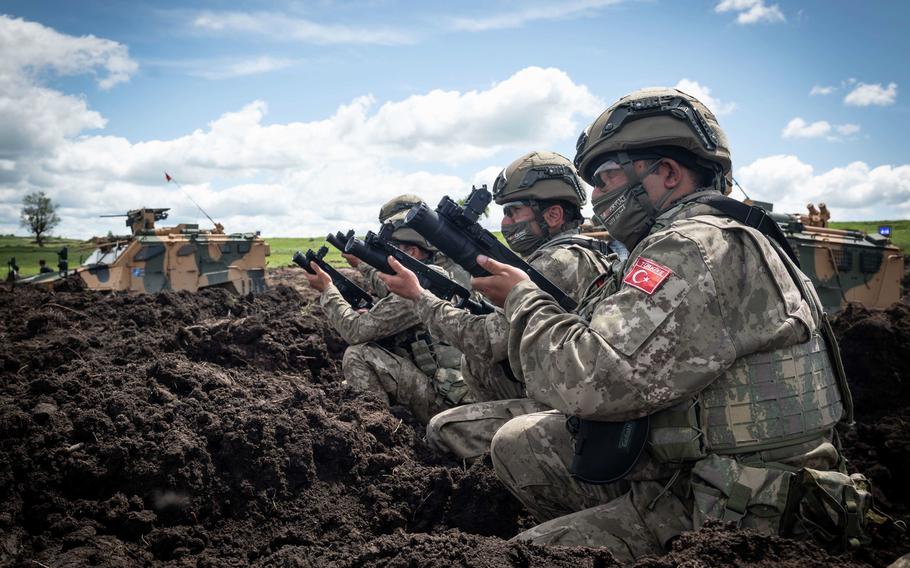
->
[714, 0, 785, 24]
[782, 118, 861, 141]
[674, 79, 736, 115]
[835, 123, 861, 136]
[735, 155, 910, 220]
[0, 15, 137, 89]
[782, 118, 831, 139]
[189, 56, 299, 80]
[451, 0, 622, 32]
[809, 85, 835, 96]
[0, 58, 602, 238]
[844, 82, 898, 106]
[0, 15, 137, 159]
[192, 11, 412, 45]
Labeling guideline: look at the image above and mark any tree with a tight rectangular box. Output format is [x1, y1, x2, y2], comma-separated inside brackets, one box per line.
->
[20, 191, 60, 247]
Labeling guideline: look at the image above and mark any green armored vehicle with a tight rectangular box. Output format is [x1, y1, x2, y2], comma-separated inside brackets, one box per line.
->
[751, 201, 904, 314]
[23, 208, 270, 294]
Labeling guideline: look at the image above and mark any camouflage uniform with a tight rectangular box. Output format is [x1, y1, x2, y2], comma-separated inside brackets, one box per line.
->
[492, 193, 846, 562]
[421, 151, 618, 460]
[324, 194, 473, 424]
[490, 89, 851, 562]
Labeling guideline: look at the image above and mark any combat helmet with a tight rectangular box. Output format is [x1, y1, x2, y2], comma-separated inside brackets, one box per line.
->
[379, 194, 437, 252]
[574, 87, 732, 192]
[492, 151, 586, 207]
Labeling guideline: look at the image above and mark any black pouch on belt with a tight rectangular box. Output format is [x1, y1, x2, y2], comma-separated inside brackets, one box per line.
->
[567, 415, 650, 484]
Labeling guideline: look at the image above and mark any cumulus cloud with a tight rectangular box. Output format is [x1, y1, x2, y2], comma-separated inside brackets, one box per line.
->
[844, 82, 898, 106]
[192, 11, 412, 45]
[0, 15, 137, 90]
[674, 79, 736, 115]
[735, 155, 910, 220]
[0, 15, 137, 162]
[714, 0, 785, 24]
[781, 118, 861, 141]
[0, 55, 602, 237]
[451, 0, 622, 32]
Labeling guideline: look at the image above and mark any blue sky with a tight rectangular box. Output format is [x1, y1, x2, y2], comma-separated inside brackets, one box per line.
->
[1, 0, 907, 238]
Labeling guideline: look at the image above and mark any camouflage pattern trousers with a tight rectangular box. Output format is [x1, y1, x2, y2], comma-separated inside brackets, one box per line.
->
[426, 398, 551, 460]
[342, 343, 469, 424]
[491, 410, 692, 564]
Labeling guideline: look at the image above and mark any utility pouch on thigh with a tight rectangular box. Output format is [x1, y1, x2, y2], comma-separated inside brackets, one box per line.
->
[566, 415, 650, 484]
[691, 455, 795, 535]
[780, 469, 896, 549]
[432, 368, 471, 406]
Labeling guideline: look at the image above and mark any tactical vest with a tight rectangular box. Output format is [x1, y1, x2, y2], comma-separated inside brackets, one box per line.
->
[645, 214, 846, 464]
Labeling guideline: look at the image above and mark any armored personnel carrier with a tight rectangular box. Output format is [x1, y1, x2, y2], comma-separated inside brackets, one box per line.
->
[751, 201, 904, 313]
[23, 208, 269, 294]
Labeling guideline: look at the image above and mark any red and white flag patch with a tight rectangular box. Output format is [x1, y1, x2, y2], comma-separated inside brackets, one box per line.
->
[623, 257, 673, 295]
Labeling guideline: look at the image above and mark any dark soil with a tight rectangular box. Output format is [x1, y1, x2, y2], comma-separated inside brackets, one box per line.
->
[0, 269, 907, 567]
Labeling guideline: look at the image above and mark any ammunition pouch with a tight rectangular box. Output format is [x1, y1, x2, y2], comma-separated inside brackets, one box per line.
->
[692, 455, 886, 550]
[782, 468, 881, 550]
[432, 367, 472, 406]
[408, 336, 461, 376]
[691, 455, 795, 534]
[566, 415, 650, 484]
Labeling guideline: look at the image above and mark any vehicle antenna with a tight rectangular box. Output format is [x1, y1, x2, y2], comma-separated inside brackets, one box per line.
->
[731, 176, 751, 201]
[164, 172, 219, 228]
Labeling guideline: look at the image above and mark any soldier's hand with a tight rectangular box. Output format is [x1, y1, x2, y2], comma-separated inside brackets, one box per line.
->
[471, 255, 530, 307]
[378, 256, 424, 300]
[341, 253, 360, 268]
[304, 261, 332, 292]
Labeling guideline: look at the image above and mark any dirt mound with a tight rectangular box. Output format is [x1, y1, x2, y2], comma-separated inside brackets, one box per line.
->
[0, 270, 907, 566]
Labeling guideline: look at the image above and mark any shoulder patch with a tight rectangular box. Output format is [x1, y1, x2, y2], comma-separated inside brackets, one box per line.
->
[623, 257, 672, 295]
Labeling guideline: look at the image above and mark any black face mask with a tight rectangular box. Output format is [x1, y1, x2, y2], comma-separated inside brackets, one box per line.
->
[501, 219, 549, 255]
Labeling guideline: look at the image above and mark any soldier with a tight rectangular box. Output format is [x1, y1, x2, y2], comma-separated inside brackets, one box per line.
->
[471, 88, 855, 561]
[379, 151, 620, 460]
[342, 194, 472, 299]
[38, 259, 54, 274]
[303, 195, 472, 424]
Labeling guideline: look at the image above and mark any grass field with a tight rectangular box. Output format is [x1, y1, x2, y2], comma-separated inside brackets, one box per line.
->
[829, 220, 910, 252]
[0, 236, 88, 278]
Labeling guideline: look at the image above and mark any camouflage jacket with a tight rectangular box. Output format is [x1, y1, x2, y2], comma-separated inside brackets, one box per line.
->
[321, 284, 421, 345]
[414, 228, 616, 364]
[357, 264, 390, 298]
[505, 192, 818, 422]
[323, 262, 460, 346]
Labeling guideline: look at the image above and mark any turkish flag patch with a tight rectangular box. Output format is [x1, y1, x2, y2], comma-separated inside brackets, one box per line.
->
[623, 257, 673, 295]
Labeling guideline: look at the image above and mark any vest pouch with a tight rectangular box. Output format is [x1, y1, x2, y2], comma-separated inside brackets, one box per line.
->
[432, 343, 462, 370]
[432, 368, 472, 406]
[781, 468, 876, 549]
[409, 338, 437, 376]
[647, 398, 706, 465]
[691, 454, 794, 535]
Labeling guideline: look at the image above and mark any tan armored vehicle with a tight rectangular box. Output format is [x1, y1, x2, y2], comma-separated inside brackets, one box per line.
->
[24, 208, 270, 294]
[751, 201, 904, 313]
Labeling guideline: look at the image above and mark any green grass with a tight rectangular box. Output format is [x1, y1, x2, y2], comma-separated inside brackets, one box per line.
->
[829, 220, 910, 252]
[265, 232, 509, 269]
[266, 237, 349, 268]
[0, 236, 88, 277]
